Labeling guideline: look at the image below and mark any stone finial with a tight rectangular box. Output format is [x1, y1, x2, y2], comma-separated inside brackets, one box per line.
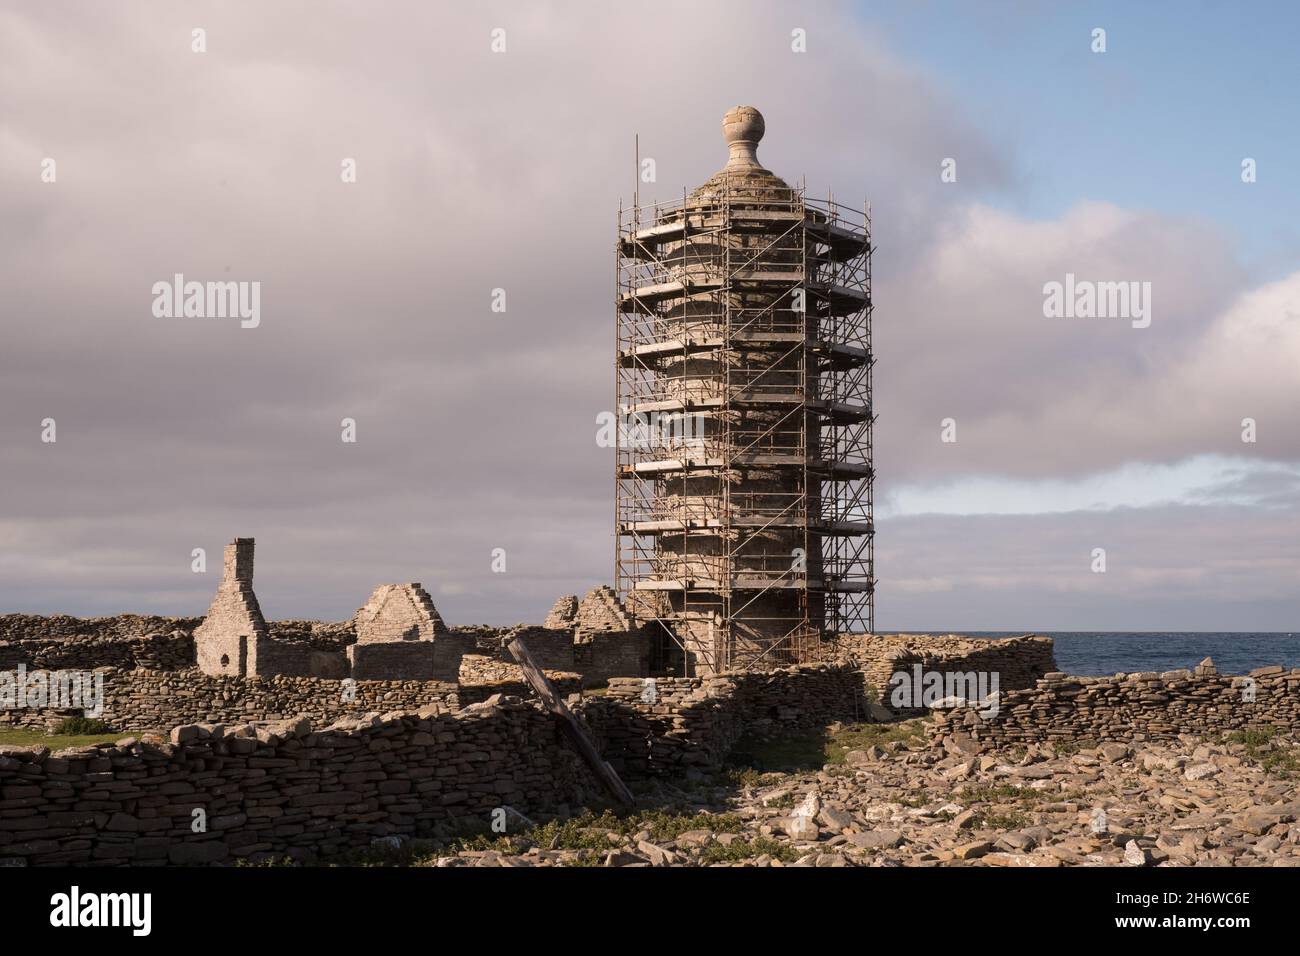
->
[722, 106, 765, 170]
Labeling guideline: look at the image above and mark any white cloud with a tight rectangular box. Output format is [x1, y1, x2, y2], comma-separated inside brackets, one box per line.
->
[882, 455, 1300, 517]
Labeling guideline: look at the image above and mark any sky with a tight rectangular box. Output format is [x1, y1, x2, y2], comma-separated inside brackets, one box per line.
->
[0, 0, 1296, 630]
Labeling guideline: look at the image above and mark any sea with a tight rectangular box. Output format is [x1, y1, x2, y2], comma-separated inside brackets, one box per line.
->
[912, 632, 1300, 676]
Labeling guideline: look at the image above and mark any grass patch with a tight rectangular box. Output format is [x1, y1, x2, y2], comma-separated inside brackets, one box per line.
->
[1228, 726, 1300, 777]
[727, 734, 830, 774]
[233, 855, 299, 868]
[1228, 726, 1277, 749]
[971, 808, 1031, 830]
[714, 766, 765, 788]
[53, 717, 114, 735]
[889, 789, 930, 808]
[958, 782, 1040, 829]
[0, 726, 124, 749]
[959, 783, 1039, 804]
[825, 720, 926, 764]
[723, 720, 926, 776]
[700, 836, 798, 865]
[323, 807, 748, 866]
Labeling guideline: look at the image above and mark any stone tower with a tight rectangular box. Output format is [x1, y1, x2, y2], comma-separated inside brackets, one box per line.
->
[615, 107, 874, 676]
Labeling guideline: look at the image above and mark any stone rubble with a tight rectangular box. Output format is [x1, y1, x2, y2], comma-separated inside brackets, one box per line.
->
[412, 725, 1300, 868]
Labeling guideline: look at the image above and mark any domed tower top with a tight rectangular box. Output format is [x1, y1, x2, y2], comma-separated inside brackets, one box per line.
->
[690, 105, 792, 201]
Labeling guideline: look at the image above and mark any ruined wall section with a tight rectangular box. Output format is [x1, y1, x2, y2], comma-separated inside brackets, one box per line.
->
[577, 663, 869, 775]
[823, 633, 1056, 710]
[0, 667, 459, 731]
[932, 660, 1300, 746]
[0, 615, 358, 674]
[569, 587, 650, 683]
[0, 617, 197, 671]
[542, 595, 578, 630]
[346, 584, 465, 680]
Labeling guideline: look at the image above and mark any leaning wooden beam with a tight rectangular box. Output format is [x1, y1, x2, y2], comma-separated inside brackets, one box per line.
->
[507, 637, 634, 805]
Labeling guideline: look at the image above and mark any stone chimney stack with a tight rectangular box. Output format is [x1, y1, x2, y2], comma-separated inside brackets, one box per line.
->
[225, 537, 255, 584]
[194, 536, 268, 676]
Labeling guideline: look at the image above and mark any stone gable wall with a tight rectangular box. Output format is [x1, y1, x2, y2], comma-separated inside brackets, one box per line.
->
[353, 584, 448, 644]
[542, 595, 578, 630]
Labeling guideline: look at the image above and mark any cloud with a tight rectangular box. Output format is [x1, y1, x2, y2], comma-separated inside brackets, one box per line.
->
[882, 455, 1300, 517]
[0, 1, 1008, 621]
[876, 497, 1300, 632]
[0, 2, 1293, 629]
[877, 200, 1300, 490]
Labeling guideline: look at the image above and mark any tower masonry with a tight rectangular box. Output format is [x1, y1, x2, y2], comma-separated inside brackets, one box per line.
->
[615, 106, 875, 676]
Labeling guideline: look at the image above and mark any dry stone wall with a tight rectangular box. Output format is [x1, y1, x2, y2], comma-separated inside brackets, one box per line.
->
[257, 640, 350, 679]
[492, 627, 576, 672]
[931, 660, 1300, 746]
[0, 667, 458, 731]
[0, 616, 198, 671]
[824, 633, 1056, 711]
[456, 655, 582, 705]
[266, 620, 355, 652]
[0, 615, 357, 675]
[0, 701, 594, 866]
[347, 632, 473, 682]
[0, 663, 872, 866]
[578, 662, 868, 776]
[573, 631, 650, 684]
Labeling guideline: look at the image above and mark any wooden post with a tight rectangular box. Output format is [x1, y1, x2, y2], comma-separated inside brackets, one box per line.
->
[507, 637, 634, 805]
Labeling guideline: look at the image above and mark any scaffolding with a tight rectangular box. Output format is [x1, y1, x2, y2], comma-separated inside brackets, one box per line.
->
[615, 173, 874, 675]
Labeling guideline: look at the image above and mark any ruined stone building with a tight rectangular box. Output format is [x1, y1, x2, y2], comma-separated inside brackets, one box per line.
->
[348, 583, 469, 681]
[192, 540, 464, 681]
[193, 538, 269, 677]
[188, 538, 646, 686]
[615, 106, 874, 676]
[542, 586, 650, 681]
